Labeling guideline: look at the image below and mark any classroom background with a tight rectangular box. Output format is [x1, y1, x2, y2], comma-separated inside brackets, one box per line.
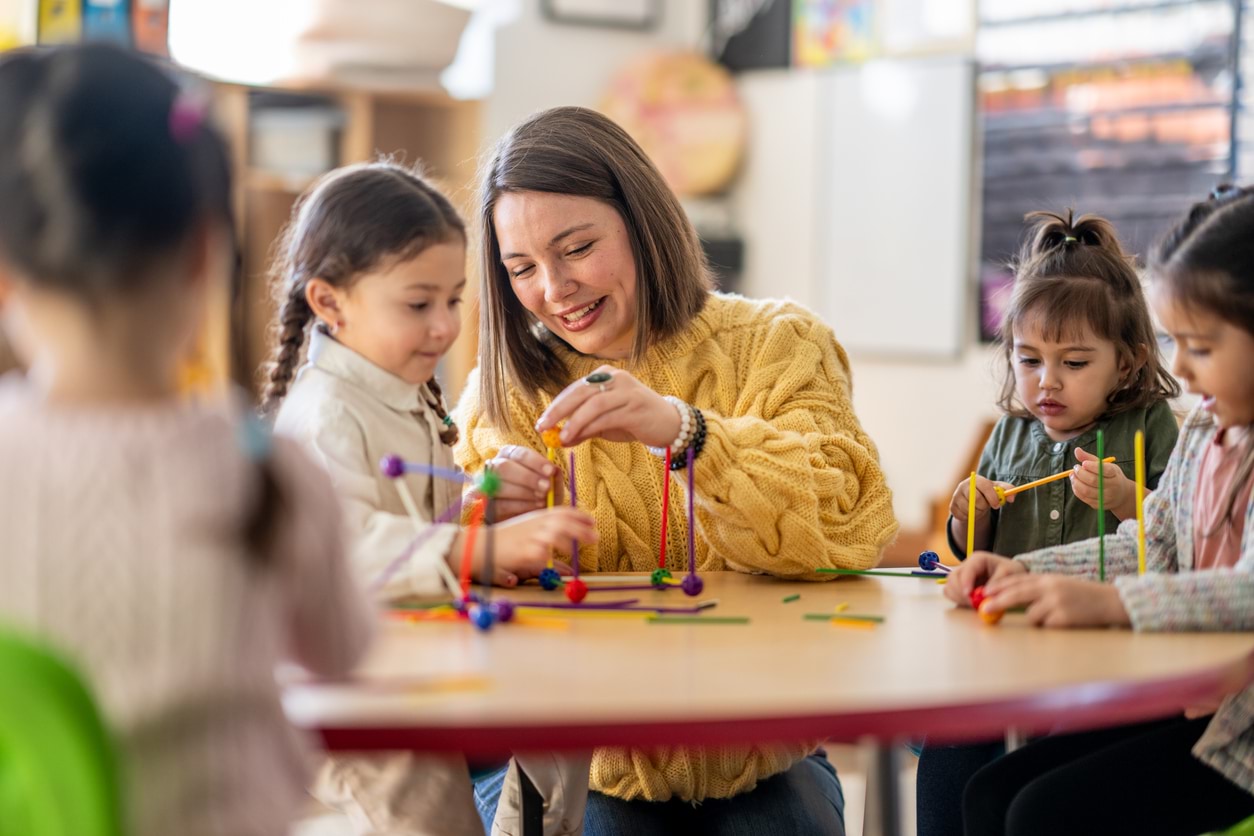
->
[0, 4, 1249, 830]
[0, 0, 1248, 563]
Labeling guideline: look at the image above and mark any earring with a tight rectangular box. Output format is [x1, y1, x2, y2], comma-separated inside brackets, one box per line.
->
[330, 320, 343, 335]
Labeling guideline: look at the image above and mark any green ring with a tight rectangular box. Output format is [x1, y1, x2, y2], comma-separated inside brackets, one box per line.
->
[585, 372, 612, 384]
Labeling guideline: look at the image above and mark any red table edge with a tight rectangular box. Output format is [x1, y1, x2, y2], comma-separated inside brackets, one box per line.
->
[303, 643, 1254, 759]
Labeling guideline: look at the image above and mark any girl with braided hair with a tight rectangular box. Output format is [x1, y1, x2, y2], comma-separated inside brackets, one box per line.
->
[266, 160, 595, 836]
[267, 160, 596, 600]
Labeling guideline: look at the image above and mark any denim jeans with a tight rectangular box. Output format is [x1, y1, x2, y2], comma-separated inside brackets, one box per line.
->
[473, 752, 845, 836]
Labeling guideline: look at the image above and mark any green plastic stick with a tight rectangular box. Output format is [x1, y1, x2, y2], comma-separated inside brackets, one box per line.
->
[1097, 429, 1106, 582]
[646, 616, 750, 625]
[803, 613, 885, 623]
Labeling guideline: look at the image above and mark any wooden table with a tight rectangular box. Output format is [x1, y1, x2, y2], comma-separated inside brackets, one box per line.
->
[283, 572, 1254, 835]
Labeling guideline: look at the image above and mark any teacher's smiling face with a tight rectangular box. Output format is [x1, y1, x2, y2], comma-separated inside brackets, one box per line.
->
[494, 191, 639, 361]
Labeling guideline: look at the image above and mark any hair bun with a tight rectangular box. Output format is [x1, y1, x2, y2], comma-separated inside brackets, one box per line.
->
[1022, 209, 1124, 261]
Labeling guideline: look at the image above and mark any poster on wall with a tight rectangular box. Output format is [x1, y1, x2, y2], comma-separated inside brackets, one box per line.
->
[793, 0, 876, 66]
[976, 0, 1241, 341]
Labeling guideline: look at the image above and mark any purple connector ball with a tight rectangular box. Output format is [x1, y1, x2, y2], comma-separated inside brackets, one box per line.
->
[380, 454, 405, 479]
[490, 599, 515, 623]
[538, 567, 562, 591]
[469, 605, 495, 631]
[680, 573, 704, 596]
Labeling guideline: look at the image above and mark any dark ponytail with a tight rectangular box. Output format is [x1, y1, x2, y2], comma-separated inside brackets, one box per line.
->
[0, 44, 233, 297]
[0, 44, 286, 566]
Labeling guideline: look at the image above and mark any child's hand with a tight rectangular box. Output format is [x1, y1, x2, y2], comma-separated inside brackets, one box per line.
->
[475, 445, 556, 521]
[486, 507, 599, 586]
[981, 574, 1130, 628]
[944, 551, 1026, 607]
[1070, 448, 1135, 520]
[948, 475, 1015, 524]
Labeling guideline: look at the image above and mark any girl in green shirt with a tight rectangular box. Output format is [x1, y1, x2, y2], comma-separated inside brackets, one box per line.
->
[919, 210, 1181, 836]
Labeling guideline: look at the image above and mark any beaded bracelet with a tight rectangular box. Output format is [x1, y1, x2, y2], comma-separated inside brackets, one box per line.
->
[647, 396, 692, 458]
[669, 406, 706, 470]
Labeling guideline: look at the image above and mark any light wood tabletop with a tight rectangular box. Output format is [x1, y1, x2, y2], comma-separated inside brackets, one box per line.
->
[283, 571, 1254, 758]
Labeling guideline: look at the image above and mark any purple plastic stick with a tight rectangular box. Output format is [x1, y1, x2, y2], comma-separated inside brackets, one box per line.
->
[406, 462, 471, 483]
[582, 584, 674, 593]
[570, 451, 579, 578]
[515, 599, 641, 611]
[687, 446, 696, 576]
[483, 496, 494, 602]
[617, 603, 716, 614]
[370, 500, 463, 595]
[516, 600, 715, 615]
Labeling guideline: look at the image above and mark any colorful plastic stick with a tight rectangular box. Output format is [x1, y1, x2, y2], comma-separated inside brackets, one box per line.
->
[967, 471, 977, 559]
[1135, 430, 1146, 576]
[994, 457, 1116, 503]
[370, 500, 463, 596]
[918, 551, 952, 573]
[541, 427, 562, 584]
[659, 447, 672, 571]
[541, 427, 562, 509]
[566, 451, 587, 603]
[1098, 429, 1106, 582]
[647, 616, 749, 625]
[379, 456, 463, 598]
[460, 497, 485, 599]
[681, 446, 703, 596]
[483, 495, 495, 601]
[816, 568, 947, 579]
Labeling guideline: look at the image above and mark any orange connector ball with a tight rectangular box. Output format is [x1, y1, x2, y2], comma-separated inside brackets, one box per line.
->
[541, 426, 563, 449]
[977, 601, 1004, 625]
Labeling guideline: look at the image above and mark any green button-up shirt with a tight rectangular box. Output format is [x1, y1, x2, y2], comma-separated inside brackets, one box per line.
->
[948, 400, 1179, 559]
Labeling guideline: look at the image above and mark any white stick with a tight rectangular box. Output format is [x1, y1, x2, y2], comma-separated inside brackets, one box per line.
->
[395, 479, 462, 598]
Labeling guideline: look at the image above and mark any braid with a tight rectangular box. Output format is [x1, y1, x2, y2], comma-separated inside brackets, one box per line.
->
[426, 377, 460, 447]
[260, 282, 313, 416]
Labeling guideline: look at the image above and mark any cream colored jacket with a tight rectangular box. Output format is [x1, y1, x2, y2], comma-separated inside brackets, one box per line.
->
[276, 328, 461, 601]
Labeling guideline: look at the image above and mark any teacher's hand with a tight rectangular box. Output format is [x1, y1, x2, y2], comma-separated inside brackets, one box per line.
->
[470, 445, 554, 522]
[535, 366, 681, 449]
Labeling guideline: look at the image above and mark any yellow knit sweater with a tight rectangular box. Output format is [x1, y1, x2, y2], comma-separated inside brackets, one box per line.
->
[455, 293, 898, 802]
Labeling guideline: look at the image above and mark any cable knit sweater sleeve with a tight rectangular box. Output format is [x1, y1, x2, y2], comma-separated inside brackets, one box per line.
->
[692, 300, 897, 577]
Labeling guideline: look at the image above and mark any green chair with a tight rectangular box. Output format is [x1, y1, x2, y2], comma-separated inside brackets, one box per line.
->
[0, 627, 124, 836]
[1210, 816, 1254, 836]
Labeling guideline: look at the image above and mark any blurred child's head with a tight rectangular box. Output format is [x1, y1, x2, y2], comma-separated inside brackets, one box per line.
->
[1149, 185, 1254, 431]
[996, 210, 1179, 441]
[0, 44, 234, 391]
[263, 162, 466, 416]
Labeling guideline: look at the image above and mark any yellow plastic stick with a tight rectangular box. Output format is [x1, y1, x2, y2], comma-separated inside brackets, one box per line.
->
[542, 433, 561, 570]
[967, 471, 976, 559]
[1135, 430, 1146, 576]
[831, 618, 875, 630]
[994, 457, 1117, 503]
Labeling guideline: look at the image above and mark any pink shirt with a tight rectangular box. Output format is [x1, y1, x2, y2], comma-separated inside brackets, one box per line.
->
[1193, 426, 1254, 570]
[0, 380, 374, 836]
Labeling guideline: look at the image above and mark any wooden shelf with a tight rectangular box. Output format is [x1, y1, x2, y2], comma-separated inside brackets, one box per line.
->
[244, 169, 319, 195]
[208, 80, 483, 402]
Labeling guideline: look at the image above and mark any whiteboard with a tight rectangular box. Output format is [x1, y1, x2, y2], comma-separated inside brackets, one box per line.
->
[817, 56, 974, 358]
